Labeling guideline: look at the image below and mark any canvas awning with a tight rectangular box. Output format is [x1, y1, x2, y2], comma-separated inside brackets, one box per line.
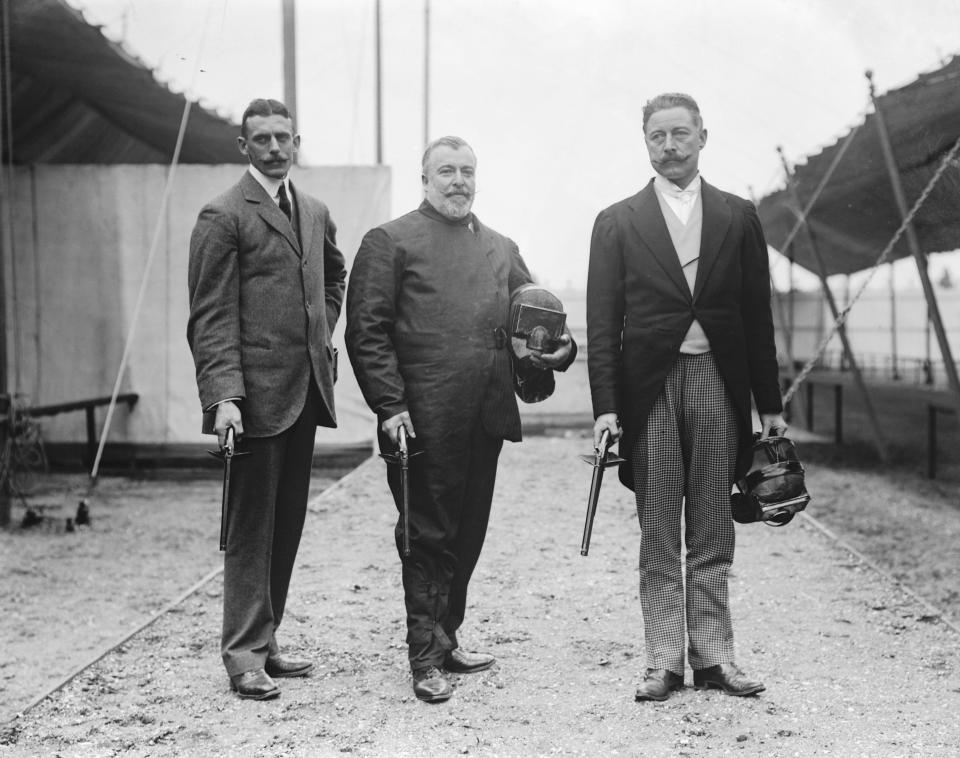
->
[2, 0, 244, 164]
[757, 54, 960, 277]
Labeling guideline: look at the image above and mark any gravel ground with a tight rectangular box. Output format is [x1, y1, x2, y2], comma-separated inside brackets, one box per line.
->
[2, 435, 959, 757]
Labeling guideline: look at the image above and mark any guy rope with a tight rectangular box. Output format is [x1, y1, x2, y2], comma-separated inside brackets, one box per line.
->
[85, 2, 219, 496]
[780, 134, 960, 408]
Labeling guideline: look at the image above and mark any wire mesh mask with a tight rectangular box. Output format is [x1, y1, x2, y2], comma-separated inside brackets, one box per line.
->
[730, 434, 811, 526]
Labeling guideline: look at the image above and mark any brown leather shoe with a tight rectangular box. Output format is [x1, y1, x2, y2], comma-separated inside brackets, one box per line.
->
[443, 648, 495, 674]
[230, 668, 280, 700]
[412, 666, 453, 703]
[693, 663, 765, 696]
[635, 668, 684, 702]
[265, 654, 314, 678]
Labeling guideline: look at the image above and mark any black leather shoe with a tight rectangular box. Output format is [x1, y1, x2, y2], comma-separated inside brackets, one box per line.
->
[693, 663, 765, 696]
[265, 654, 314, 678]
[443, 648, 495, 674]
[230, 669, 280, 700]
[412, 666, 453, 703]
[635, 668, 684, 702]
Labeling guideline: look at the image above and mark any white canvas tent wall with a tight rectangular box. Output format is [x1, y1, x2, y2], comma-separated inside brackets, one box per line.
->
[7, 164, 387, 451]
[0, 0, 387, 455]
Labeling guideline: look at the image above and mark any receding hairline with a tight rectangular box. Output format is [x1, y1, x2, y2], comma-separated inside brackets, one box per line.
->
[421, 136, 475, 171]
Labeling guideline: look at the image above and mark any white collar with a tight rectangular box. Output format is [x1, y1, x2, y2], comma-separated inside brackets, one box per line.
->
[654, 173, 701, 198]
[248, 165, 291, 200]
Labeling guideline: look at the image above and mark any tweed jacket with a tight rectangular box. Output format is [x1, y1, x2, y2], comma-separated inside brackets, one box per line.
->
[187, 171, 346, 437]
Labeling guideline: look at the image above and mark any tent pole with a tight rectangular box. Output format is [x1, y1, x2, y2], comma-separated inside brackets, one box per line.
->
[282, 0, 297, 164]
[842, 274, 851, 371]
[0, 0, 10, 527]
[788, 245, 795, 363]
[423, 0, 430, 147]
[374, 0, 383, 165]
[867, 70, 960, 408]
[778, 150, 888, 461]
[888, 262, 899, 380]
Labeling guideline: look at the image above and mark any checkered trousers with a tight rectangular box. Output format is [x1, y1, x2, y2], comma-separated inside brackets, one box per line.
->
[631, 352, 740, 673]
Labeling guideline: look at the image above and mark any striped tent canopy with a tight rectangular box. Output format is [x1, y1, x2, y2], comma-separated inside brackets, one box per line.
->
[757, 54, 960, 277]
[2, 0, 244, 165]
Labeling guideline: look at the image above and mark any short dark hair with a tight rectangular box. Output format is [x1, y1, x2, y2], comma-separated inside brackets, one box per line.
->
[642, 93, 702, 130]
[421, 135, 473, 170]
[240, 99, 294, 137]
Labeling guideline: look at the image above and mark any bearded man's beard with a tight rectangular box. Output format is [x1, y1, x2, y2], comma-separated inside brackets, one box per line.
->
[438, 193, 472, 220]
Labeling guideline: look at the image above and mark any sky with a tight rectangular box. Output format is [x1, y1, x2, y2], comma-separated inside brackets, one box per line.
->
[66, 0, 960, 291]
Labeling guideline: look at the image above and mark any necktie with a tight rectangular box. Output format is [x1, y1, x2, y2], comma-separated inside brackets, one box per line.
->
[664, 187, 696, 224]
[277, 183, 292, 222]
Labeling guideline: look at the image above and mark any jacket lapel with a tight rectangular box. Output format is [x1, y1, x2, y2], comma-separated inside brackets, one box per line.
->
[692, 179, 732, 301]
[627, 182, 689, 297]
[290, 182, 313, 257]
[240, 172, 301, 255]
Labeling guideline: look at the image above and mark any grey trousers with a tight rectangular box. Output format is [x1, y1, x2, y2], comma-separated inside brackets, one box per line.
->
[630, 352, 740, 673]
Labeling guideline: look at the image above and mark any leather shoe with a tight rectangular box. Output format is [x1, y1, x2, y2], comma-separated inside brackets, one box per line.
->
[412, 666, 453, 703]
[635, 668, 684, 702]
[443, 648, 495, 674]
[693, 663, 765, 696]
[229, 668, 280, 700]
[265, 654, 314, 678]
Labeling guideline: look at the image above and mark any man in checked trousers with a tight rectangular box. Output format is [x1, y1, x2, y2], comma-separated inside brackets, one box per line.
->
[586, 93, 787, 702]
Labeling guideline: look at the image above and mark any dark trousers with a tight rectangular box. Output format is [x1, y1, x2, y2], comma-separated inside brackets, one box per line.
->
[220, 382, 320, 676]
[382, 420, 503, 672]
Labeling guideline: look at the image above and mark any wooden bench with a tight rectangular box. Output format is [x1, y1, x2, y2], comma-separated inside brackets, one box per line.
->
[791, 374, 959, 479]
[23, 394, 139, 467]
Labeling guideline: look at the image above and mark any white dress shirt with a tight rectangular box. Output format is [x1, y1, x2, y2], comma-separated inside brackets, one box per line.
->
[248, 165, 295, 216]
[654, 173, 701, 225]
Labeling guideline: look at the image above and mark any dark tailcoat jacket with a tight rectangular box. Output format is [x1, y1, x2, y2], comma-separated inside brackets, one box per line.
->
[187, 172, 346, 436]
[346, 201, 575, 446]
[586, 178, 782, 489]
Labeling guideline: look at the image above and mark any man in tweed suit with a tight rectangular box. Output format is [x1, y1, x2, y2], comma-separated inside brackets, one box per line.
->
[187, 98, 346, 700]
[586, 93, 786, 702]
[346, 136, 575, 703]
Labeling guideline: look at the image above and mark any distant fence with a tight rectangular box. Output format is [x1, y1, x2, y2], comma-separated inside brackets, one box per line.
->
[817, 350, 956, 388]
[773, 287, 960, 388]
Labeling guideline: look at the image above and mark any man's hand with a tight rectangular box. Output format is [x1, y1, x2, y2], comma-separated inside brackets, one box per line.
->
[593, 412, 621, 450]
[382, 411, 415, 445]
[529, 333, 573, 370]
[214, 401, 244, 449]
[760, 413, 788, 439]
